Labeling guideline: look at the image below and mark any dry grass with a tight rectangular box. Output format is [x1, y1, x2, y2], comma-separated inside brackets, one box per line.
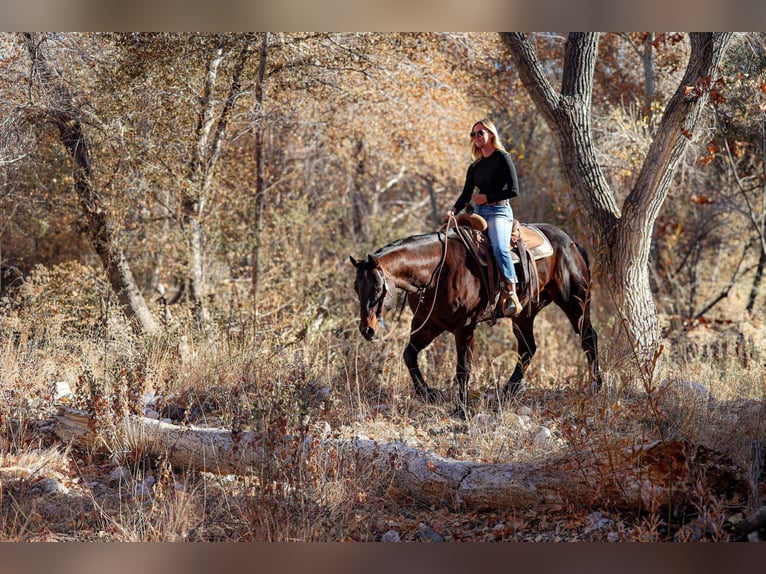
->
[0, 257, 764, 542]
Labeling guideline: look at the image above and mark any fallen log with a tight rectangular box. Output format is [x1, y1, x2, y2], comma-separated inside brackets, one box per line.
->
[53, 406, 749, 512]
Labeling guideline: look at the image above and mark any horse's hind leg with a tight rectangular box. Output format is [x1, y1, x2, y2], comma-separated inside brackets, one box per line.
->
[583, 320, 602, 391]
[403, 328, 445, 403]
[503, 315, 537, 397]
[563, 292, 603, 392]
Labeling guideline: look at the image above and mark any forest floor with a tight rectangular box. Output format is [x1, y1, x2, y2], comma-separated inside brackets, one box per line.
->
[1, 312, 765, 542]
[2, 378, 764, 542]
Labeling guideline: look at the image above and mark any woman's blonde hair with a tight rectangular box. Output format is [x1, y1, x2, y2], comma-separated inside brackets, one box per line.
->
[470, 118, 505, 163]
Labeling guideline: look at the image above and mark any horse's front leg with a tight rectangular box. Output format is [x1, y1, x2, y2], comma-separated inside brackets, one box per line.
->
[403, 328, 444, 404]
[503, 315, 536, 397]
[454, 324, 476, 414]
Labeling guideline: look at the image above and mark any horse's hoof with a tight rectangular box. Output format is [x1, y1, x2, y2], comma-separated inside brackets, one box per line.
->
[585, 378, 603, 396]
[503, 379, 526, 398]
[418, 388, 446, 404]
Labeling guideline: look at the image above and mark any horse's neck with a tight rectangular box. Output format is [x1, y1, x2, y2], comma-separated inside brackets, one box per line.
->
[378, 234, 444, 293]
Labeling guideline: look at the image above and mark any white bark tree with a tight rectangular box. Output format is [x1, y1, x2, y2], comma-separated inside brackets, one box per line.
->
[182, 34, 255, 336]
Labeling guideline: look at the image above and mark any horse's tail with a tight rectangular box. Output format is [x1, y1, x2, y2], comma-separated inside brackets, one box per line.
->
[575, 243, 591, 276]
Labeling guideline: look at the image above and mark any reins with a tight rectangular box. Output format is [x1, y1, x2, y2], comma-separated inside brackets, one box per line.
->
[407, 214, 455, 336]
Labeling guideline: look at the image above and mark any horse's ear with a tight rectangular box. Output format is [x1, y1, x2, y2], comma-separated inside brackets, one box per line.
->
[367, 254, 380, 268]
[349, 255, 361, 268]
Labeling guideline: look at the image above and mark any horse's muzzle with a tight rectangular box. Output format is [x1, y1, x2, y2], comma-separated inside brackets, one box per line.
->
[360, 324, 376, 341]
[359, 315, 385, 341]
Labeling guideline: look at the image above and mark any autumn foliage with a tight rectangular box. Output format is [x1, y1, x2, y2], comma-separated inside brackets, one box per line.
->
[0, 32, 764, 541]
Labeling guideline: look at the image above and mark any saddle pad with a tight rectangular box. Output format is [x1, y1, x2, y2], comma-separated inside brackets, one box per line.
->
[511, 224, 553, 262]
[454, 220, 552, 264]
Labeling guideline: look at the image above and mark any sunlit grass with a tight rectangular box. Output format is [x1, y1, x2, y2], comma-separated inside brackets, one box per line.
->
[0, 251, 763, 540]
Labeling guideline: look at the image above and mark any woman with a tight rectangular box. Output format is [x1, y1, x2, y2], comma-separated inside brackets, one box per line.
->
[445, 118, 522, 317]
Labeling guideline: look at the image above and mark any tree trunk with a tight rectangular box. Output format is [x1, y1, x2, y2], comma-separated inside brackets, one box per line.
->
[605, 222, 660, 366]
[251, 32, 269, 319]
[22, 33, 160, 337]
[643, 33, 656, 119]
[182, 43, 224, 335]
[184, 35, 253, 335]
[53, 405, 748, 512]
[501, 32, 733, 366]
[747, 246, 765, 314]
[425, 176, 440, 227]
[351, 139, 369, 240]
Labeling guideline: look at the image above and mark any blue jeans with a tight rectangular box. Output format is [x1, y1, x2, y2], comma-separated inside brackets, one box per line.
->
[474, 203, 517, 285]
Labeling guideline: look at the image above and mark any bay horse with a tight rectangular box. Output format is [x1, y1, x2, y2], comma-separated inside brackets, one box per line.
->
[350, 221, 602, 409]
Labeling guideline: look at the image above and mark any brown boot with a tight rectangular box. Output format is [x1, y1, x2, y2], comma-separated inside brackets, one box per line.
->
[503, 287, 522, 317]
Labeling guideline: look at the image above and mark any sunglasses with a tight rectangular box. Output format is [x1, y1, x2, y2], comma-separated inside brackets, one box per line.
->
[470, 129, 488, 138]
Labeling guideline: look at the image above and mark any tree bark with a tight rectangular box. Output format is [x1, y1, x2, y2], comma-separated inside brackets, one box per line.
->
[501, 32, 733, 365]
[183, 35, 253, 335]
[182, 42, 224, 335]
[351, 139, 369, 240]
[53, 405, 747, 512]
[643, 33, 656, 119]
[747, 247, 765, 314]
[22, 33, 160, 337]
[251, 32, 269, 319]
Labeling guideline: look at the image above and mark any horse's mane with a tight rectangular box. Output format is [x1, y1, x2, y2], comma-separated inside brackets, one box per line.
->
[372, 231, 446, 258]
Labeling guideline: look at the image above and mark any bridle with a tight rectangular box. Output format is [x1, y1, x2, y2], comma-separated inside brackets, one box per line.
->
[362, 215, 455, 337]
[370, 267, 390, 319]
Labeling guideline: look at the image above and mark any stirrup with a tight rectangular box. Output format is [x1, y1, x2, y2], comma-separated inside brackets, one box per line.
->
[503, 291, 522, 317]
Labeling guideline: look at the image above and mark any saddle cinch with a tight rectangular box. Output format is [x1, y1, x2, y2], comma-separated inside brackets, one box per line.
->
[452, 213, 553, 319]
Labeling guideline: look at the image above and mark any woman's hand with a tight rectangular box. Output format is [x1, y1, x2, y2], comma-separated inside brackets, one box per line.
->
[443, 209, 455, 222]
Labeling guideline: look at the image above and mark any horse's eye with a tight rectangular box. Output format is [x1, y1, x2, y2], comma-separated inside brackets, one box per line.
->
[366, 288, 384, 309]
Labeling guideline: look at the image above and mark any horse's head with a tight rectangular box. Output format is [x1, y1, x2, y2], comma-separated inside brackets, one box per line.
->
[350, 253, 394, 341]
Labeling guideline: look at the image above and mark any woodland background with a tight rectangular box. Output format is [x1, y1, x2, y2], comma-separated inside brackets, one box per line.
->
[0, 32, 765, 541]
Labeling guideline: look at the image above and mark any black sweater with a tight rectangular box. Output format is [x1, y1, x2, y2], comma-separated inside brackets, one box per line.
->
[451, 149, 519, 214]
